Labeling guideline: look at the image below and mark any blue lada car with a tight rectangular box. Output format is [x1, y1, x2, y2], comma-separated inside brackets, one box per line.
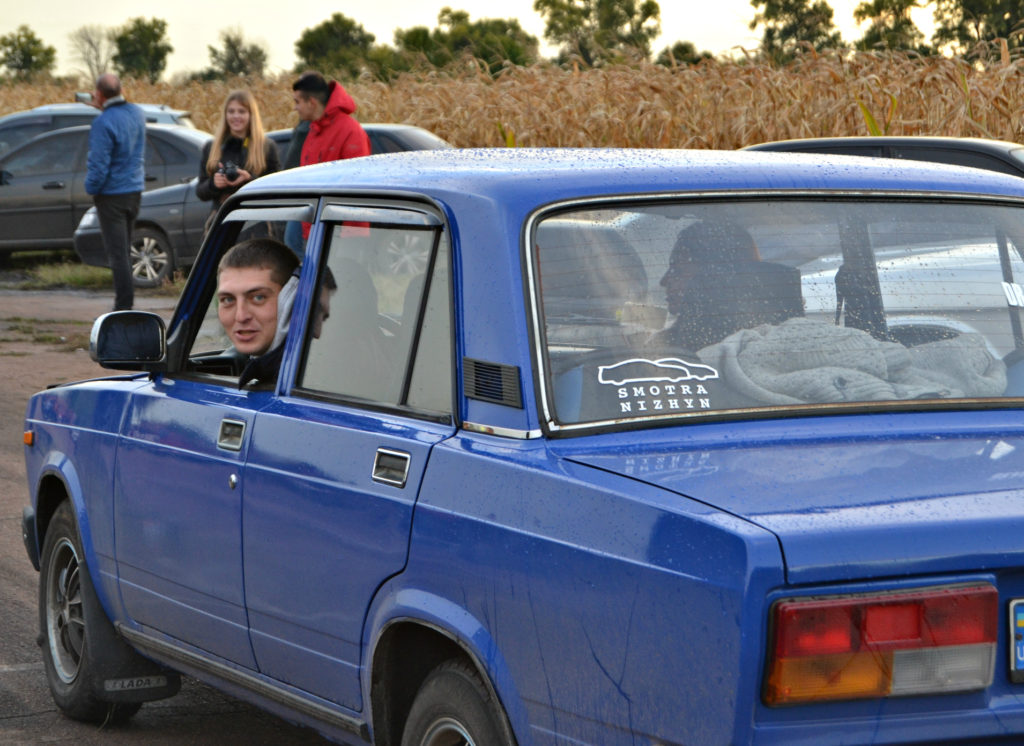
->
[22, 148, 1024, 745]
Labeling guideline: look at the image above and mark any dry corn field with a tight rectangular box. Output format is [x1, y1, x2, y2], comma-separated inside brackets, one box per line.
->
[5, 51, 1024, 148]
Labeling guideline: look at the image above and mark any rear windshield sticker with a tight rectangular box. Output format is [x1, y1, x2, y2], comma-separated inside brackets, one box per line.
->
[598, 357, 720, 413]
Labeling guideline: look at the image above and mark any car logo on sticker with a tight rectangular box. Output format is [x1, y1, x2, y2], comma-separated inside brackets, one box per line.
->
[597, 358, 720, 386]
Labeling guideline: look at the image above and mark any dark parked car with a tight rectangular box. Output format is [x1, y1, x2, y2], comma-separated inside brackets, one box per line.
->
[0, 102, 194, 157]
[0, 123, 210, 254]
[268, 122, 453, 158]
[74, 123, 452, 287]
[745, 135, 1024, 177]
[24, 148, 1024, 744]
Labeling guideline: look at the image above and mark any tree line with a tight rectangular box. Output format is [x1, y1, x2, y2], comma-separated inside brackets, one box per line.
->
[2, 0, 1024, 83]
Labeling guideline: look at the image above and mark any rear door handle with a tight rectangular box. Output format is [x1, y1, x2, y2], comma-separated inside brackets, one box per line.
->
[42, 181, 65, 189]
[372, 448, 410, 487]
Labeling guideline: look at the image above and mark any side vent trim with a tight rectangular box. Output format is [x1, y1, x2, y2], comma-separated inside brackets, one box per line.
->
[464, 358, 523, 409]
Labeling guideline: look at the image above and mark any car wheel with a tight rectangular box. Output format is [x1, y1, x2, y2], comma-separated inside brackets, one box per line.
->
[130, 227, 174, 288]
[39, 501, 141, 725]
[400, 660, 513, 746]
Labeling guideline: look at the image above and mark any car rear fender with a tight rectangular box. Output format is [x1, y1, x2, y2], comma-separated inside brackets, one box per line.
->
[364, 584, 529, 746]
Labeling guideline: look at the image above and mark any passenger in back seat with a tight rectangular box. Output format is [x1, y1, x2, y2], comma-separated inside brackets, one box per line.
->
[652, 220, 804, 350]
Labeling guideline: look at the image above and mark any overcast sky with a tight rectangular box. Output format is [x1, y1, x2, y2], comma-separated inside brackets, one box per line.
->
[6, 0, 935, 78]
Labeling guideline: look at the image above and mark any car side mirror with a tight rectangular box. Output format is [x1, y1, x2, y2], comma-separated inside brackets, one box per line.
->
[0, 170, 11, 186]
[90, 311, 167, 370]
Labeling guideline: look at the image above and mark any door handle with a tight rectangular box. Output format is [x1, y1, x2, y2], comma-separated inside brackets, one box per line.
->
[217, 418, 246, 451]
[42, 181, 65, 189]
[372, 448, 410, 487]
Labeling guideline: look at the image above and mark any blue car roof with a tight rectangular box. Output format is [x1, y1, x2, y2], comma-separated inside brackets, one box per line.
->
[244, 147, 1024, 205]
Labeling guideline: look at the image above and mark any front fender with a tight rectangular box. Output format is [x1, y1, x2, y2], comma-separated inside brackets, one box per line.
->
[363, 583, 532, 746]
[31, 454, 124, 624]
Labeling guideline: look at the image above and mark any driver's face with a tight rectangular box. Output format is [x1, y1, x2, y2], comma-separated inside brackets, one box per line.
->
[217, 266, 281, 356]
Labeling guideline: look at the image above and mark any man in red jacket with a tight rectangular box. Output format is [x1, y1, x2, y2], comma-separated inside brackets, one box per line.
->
[292, 71, 371, 167]
[291, 71, 372, 239]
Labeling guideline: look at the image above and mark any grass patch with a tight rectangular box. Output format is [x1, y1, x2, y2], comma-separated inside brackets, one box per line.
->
[6, 256, 186, 295]
[23, 262, 114, 290]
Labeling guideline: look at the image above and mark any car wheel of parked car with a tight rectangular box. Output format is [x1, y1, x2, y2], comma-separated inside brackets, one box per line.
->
[385, 232, 430, 275]
[130, 227, 174, 288]
[400, 660, 512, 746]
[39, 501, 142, 725]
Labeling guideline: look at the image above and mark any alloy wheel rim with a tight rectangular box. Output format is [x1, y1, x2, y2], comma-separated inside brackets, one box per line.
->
[131, 237, 169, 281]
[46, 538, 85, 684]
[418, 717, 474, 746]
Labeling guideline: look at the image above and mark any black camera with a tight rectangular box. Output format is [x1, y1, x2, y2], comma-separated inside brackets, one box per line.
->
[219, 161, 239, 181]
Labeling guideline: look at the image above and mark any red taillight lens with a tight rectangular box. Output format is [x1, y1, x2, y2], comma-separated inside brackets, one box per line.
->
[765, 584, 997, 705]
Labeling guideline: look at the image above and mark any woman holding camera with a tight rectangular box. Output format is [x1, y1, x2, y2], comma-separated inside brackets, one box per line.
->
[196, 89, 281, 229]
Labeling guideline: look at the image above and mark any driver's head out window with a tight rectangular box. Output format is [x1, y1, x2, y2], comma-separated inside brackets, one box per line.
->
[299, 218, 451, 413]
[184, 234, 298, 384]
[217, 237, 299, 360]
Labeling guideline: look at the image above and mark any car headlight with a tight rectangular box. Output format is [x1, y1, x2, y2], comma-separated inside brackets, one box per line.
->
[77, 209, 98, 230]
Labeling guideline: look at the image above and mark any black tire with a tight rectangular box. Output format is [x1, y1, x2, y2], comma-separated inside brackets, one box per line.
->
[401, 660, 514, 746]
[130, 226, 173, 288]
[38, 501, 141, 725]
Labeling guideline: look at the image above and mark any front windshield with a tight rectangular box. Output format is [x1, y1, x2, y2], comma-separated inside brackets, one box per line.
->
[534, 198, 1024, 430]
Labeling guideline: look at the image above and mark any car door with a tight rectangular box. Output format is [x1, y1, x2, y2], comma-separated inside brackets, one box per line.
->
[242, 205, 455, 708]
[111, 209, 307, 668]
[0, 129, 88, 249]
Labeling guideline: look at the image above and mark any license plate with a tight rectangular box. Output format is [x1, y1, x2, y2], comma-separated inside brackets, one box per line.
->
[1010, 599, 1024, 682]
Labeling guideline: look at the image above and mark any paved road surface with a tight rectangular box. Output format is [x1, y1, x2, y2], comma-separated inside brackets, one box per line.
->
[0, 290, 333, 744]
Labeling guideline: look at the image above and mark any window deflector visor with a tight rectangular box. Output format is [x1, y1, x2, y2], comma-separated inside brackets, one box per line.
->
[321, 204, 442, 227]
[223, 205, 314, 223]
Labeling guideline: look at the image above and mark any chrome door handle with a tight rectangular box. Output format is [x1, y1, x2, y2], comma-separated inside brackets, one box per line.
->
[217, 418, 245, 451]
[372, 448, 410, 487]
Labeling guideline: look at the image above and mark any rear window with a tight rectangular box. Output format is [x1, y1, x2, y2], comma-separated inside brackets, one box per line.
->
[533, 198, 1024, 431]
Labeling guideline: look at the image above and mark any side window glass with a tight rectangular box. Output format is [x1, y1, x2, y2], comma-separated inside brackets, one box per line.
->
[59, 116, 97, 128]
[2, 133, 82, 176]
[299, 219, 451, 413]
[149, 134, 187, 164]
[373, 134, 404, 154]
[406, 247, 451, 412]
[0, 119, 50, 156]
[145, 135, 165, 168]
[894, 147, 1021, 177]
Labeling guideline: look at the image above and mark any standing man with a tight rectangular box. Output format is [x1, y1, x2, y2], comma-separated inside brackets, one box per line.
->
[291, 71, 371, 242]
[84, 73, 146, 311]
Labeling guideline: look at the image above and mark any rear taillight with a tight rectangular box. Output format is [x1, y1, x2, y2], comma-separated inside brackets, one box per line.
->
[764, 584, 997, 705]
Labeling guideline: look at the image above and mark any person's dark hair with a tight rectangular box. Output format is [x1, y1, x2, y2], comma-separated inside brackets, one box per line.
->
[218, 238, 299, 288]
[671, 220, 760, 266]
[292, 71, 330, 106]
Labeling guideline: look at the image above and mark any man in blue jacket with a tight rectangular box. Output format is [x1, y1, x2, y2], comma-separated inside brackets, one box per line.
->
[84, 73, 145, 310]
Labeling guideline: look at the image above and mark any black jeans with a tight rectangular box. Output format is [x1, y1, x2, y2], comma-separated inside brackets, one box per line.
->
[93, 192, 141, 310]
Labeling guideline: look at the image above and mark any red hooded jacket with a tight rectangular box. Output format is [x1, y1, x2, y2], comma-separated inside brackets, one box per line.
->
[300, 81, 371, 167]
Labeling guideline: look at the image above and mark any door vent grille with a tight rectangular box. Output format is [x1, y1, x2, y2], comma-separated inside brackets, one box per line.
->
[464, 358, 523, 409]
